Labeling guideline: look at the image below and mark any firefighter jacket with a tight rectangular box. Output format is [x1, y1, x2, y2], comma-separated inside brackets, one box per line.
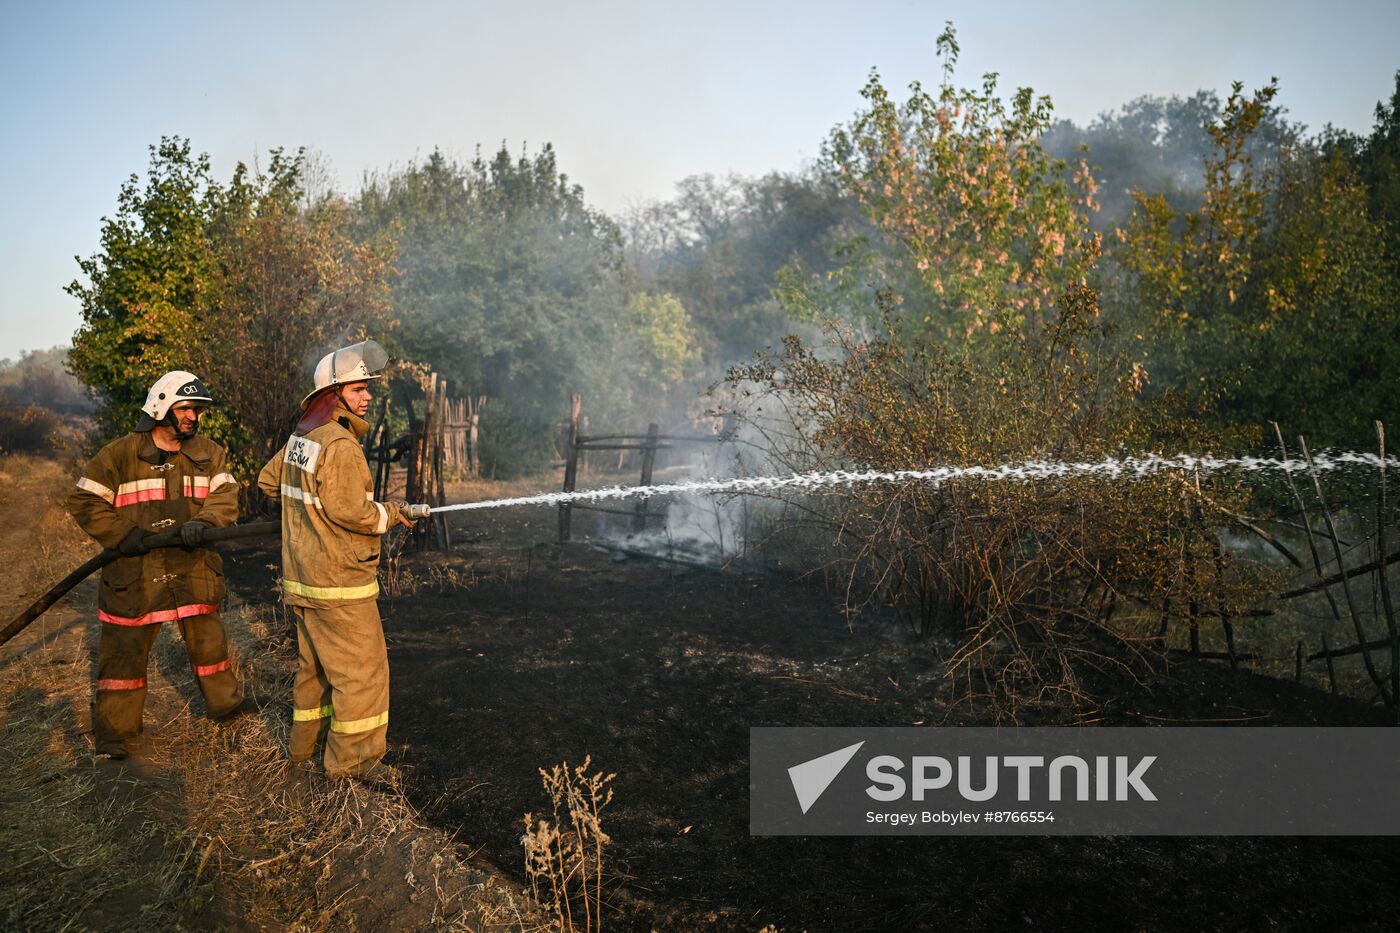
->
[257, 406, 403, 609]
[66, 432, 240, 624]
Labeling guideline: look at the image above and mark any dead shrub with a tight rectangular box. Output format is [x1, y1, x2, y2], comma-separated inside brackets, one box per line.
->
[723, 286, 1279, 713]
[0, 403, 58, 454]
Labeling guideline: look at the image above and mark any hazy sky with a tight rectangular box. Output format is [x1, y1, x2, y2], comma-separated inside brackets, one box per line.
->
[2, 0, 1397, 360]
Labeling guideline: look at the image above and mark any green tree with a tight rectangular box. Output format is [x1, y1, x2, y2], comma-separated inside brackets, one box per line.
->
[1330, 72, 1400, 288]
[625, 170, 859, 364]
[1221, 149, 1398, 444]
[615, 292, 700, 402]
[359, 145, 695, 471]
[1044, 89, 1298, 229]
[68, 138, 215, 438]
[1113, 79, 1400, 446]
[360, 147, 623, 403]
[1112, 81, 1278, 399]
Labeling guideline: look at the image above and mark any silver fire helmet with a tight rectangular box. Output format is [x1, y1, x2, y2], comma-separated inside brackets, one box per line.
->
[300, 339, 389, 409]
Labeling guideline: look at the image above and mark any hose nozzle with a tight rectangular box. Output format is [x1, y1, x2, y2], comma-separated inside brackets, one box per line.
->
[402, 503, 432, 520]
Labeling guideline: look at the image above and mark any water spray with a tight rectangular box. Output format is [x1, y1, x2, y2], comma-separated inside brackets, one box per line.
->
[414, 451, 1399, 516]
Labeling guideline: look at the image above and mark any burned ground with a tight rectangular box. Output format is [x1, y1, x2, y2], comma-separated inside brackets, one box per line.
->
[225, 501, 1400, 933]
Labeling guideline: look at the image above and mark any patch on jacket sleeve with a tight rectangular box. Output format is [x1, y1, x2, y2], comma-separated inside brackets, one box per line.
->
[284, 436, 323, 474]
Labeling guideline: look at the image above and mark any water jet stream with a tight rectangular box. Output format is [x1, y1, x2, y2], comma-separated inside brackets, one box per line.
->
[429, 452, 1397, 514]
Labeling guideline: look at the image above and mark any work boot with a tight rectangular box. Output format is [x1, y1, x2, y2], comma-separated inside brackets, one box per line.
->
[96, 738, 129, 760]
[337, 762, 402, 791]
[284, 759, 322, 803]
[212, 695, 261, 725]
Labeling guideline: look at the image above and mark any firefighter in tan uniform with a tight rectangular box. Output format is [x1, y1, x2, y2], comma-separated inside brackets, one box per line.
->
[257, 340, 412, 778]
[67, 371, 247, 760]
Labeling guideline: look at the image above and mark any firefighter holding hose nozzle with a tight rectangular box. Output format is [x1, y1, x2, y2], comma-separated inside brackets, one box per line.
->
[258, 339, 418, 781]
[66, 371, 250, 760]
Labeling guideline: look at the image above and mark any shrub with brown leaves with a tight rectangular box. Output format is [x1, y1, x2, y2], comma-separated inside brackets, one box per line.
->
[723, 286, 1279, 714]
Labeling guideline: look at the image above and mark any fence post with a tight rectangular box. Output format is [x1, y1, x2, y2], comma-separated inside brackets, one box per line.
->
[559, 394, 581, 544]
[633, 422, 659, 535]
[405, 420, 421, 505]
[579, 414, 591, 476]
[373, 421, 389, 502]
[425, 373, 439, 503]
[1375, 421, 1399, 724]
[435, 378, 452, 551]
[468, 396, 481, 476]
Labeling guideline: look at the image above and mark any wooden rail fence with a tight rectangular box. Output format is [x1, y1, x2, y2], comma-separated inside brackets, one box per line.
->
[556, 393, 723, 543]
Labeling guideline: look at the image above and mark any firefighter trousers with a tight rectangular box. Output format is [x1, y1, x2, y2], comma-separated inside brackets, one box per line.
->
[95, 612, 243, 743]
[289, 602, 389, 777]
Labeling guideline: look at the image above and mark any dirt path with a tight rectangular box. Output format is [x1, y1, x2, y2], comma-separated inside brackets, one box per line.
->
[221, 497, 1400, 932]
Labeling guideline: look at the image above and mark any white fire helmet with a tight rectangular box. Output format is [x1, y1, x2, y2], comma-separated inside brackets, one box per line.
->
[301, 339, 389, 409]
[134, 371, 213, 431]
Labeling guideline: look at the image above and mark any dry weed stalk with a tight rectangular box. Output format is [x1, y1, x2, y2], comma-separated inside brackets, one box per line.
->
[522, 756, 615, 933]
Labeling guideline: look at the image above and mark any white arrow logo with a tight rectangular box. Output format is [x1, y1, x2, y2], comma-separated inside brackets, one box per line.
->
[787, 741, 865, 814]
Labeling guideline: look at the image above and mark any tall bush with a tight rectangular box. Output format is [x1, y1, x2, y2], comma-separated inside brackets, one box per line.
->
[724, 29, 1273, 710]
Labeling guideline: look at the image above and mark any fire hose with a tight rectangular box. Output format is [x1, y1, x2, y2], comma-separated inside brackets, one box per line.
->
[1, 522, 279, 648]
[2, 504, 434, 649]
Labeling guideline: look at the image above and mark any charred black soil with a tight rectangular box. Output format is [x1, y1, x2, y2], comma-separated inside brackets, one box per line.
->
[226, 505, 1400, 932]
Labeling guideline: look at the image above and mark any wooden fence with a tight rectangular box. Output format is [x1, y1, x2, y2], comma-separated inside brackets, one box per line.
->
[1159, 421, 1400, 721]
[366, 373, 481, 551]
[556, 393, 723, 543]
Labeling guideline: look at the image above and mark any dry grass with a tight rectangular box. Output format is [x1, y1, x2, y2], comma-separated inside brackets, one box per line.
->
[380, 545, 480, 599]
[1, 453, 93, 589]
[0, 453, 551, 931]
[521, 758, 615, 933]
[0, 451, 205, 929]
[147, 603, 540, 930]
[0, 653, 197, 930]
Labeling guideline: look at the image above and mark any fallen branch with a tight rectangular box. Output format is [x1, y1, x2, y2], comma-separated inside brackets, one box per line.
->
[1168, 649, 1261, 663]
[1278, 547, 1400, 599]
[1308, 637, 1399, 663]
[1170, 472, 1302, 568]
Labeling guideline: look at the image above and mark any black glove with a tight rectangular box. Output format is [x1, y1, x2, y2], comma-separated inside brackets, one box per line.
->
[117, 526, 152, 557]
[180, 520, 211, 547]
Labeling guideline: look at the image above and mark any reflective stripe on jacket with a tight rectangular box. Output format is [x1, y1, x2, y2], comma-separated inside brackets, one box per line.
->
[66, 432, 239, 620]
[256, 406, 401, 608]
